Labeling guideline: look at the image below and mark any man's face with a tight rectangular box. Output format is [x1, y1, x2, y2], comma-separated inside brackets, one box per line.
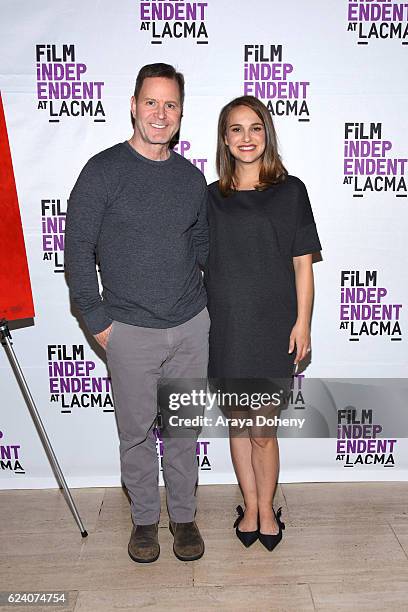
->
[131, 77, 182, 147]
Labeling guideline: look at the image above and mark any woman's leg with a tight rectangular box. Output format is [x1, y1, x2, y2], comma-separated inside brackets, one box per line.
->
[249, 395, 282, 534]
[229, 427, 258, 531]
[250, 434, 280, 534]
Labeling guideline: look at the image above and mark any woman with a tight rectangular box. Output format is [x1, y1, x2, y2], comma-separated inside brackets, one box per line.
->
[206, 96, 322, 551]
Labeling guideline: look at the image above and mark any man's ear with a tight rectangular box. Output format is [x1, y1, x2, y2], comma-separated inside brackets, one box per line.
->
[130, 95, 136, 119]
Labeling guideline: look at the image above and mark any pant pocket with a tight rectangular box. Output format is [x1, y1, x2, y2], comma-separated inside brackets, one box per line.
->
[105, 321, 116, 352]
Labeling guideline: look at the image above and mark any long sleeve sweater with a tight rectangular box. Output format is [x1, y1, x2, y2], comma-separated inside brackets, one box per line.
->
[64, 142, 208, 334]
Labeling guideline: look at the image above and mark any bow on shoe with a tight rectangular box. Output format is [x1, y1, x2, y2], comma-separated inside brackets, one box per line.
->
[275, 507, 286, 530]
[233, 505, 245, 529]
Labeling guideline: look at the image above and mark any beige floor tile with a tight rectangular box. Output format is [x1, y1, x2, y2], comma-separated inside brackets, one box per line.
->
[281, 482, 371, 516]
[365, 483, 408, 522]
[281, 483, 408, 525]
[193, 523, 408, 587]
[74, 584, 314, 611]
[0, 532, 84, 558]
[0, 552, 82, 592]
[389, 521, 408, 559]
[364, 482, 408, 503]
[310, 579, 408, 611]
[387, 511, 408, 522]
[0, 489, 105, 535]
[94, 486, 132, 532]
[0, 528, 192, 592]
[2, 483, 407, 610]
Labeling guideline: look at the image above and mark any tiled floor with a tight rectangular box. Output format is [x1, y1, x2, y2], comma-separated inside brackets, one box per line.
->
[0, 483, 407, 611]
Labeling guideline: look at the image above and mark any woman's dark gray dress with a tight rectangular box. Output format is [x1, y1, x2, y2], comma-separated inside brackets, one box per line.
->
[205, 175, 322, 392]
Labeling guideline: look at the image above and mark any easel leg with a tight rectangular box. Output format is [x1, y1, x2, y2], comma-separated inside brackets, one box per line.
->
[1, 321, 88, 537]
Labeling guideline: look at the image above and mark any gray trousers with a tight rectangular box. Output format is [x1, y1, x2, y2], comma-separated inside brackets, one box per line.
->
[106, 308, 210, 525]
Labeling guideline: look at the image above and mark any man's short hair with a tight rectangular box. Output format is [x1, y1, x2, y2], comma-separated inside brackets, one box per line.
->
[133, 63, 185, 107]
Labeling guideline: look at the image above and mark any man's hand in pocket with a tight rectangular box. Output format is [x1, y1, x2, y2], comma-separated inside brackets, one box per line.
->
[94, 324, 113, 350]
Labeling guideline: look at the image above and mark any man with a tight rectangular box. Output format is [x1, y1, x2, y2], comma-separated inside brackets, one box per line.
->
[65, 63, 209, 563]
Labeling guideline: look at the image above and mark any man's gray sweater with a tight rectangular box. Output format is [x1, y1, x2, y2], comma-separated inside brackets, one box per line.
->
[64, 142, 208, 335]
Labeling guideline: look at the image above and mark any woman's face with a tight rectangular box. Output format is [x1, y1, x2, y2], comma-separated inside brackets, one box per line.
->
[224, 105, 266, 166]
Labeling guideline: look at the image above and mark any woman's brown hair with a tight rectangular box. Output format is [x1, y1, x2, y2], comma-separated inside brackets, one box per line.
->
[216, 95, 287, 196]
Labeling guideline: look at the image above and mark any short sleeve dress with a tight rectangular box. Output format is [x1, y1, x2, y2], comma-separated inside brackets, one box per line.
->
[205, 175, 322, 388]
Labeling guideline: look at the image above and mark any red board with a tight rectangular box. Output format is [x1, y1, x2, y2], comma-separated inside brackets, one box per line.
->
[0, 92, 35, 321]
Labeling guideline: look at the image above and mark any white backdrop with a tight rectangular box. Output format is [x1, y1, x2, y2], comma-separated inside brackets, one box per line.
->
[1, 0, 407, 489]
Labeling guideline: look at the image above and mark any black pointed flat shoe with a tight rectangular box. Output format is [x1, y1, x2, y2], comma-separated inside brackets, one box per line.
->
[258, 507, 285, 552]
[233, 505, 259, 548]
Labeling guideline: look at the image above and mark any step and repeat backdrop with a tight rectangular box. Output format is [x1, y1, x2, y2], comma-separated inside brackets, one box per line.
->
[1, 0, 407, 488]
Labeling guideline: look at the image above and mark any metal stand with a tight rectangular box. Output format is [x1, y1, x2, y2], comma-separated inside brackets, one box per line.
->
[0, 320, 88, 537]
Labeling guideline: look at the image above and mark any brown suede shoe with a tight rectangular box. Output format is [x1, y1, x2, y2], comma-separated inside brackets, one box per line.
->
[128, 523, 160, 563]
[169, 521, 204, 561]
